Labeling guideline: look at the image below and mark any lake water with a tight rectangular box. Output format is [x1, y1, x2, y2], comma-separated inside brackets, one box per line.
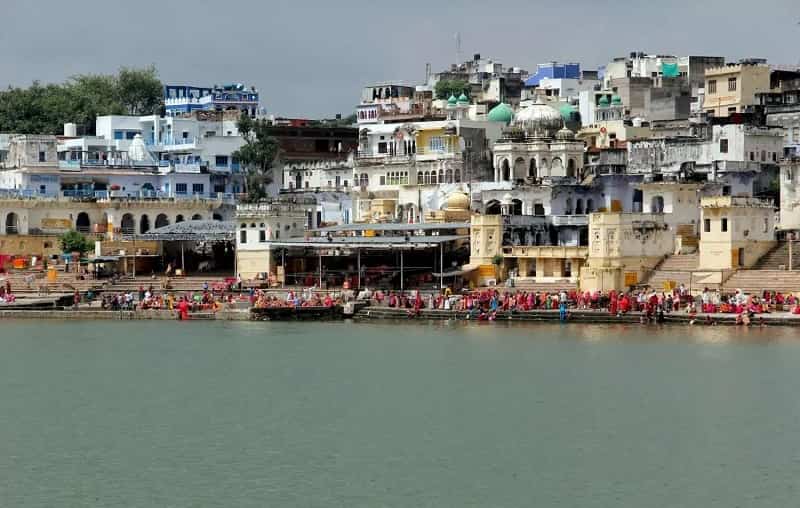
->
[1, 320, 799, 507]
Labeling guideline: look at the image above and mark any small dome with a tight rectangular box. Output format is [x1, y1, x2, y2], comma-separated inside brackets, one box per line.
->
[446, 192, 470, 211]
[457, 93, 469, 105]
[598, 95, 610, 107]
[501, 193, 514, 206]
[511, 96, 563, 136]
[558, 103, 576, 119]
[556, 126, 575, 141]
[611, 94, 622, 106]
[447, 95, 458, 106]
[487, 102, 513, 124]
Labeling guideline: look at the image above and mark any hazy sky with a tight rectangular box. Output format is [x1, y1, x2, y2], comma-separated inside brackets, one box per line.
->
[3, 0, 799, 117]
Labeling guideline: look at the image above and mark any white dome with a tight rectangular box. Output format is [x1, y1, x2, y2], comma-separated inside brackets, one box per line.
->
[512, 96, 563, 136]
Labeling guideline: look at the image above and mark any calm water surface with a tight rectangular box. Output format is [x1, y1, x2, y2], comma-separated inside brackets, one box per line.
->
[1, 320, 799, 507]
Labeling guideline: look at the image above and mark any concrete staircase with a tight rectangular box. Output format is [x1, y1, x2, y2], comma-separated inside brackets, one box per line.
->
[752, 242, 797, 270]
[641, 253, 700, 290]
[510, 279, 578, 292]
[723, 270, 800, 293]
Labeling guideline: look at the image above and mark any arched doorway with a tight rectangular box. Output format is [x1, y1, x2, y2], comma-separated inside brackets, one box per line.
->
[585, 199, 594, 213]
[513, 158, 526, 180]
[5, 213, 19, 235]
[485, 200, 501, 215]
[529, 159, 537, 179]
[212, 213, 223, 221]
[567, 159, 577, 179]
[565, 197, 573, 215]
[139, 214, 150, 234]
[175, 214, 185, 223]
[551, 157, 564, 175]
[511, 199, 523, 215]
[155, 213, 169, 229]
[575, 199, 584, 215]
[76, 212, 91, 233]
[501, 159, 511, 181]
[121, 213, 135, 235]
[191, 214, 202, 221]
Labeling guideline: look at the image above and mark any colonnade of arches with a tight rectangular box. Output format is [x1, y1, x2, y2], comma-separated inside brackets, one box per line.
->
[496, 156, 579, 182]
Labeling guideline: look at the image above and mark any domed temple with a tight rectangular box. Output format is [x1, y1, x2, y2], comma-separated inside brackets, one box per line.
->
[491, 97, 584, 184]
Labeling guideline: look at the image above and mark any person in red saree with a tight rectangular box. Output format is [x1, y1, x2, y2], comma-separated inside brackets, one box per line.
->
[177, 297, 190, 320]
[609, 291, 618, 315]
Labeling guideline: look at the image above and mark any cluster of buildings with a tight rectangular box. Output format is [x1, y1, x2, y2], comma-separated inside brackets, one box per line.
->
[4, 51, 800, 293]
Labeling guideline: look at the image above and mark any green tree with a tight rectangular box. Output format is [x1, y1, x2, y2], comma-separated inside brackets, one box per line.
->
[434, 79, 469, 100]
[116, 65, 163, 115]
[233, 114, 280, 202]
[60, 230, 92, 255]
[0, 66, 163, 135]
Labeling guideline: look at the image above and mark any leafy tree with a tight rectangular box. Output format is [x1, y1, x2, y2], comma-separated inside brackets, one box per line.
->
[60, 230, 92, 255]
[435, 79, 469, 100]
[116, 65, 163, 115]
[0, 66, 163, 135]
[233, 114, 280, 202]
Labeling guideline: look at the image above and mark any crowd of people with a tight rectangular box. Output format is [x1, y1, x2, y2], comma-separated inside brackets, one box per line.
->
[0, 279, 16, 303]
[252, 288, 342, 309]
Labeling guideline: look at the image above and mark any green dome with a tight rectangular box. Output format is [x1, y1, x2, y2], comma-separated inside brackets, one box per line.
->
[611, 94, 622, 106]
[487, 102, 513, 124]
[558, 103, 576, 120]
[457, 93, 469, 105]
[447, 94, 458, 106]
[598, 95, 610, 107]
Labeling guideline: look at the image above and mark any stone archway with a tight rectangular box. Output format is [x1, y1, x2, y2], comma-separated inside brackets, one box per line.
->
[121, 213, 135, 235]
[155, 213, 170, 229]
[139, 214, 150, 234]
[501, 159, 511, 181]
[76, 212, 91, 234]
[5, 212, 19, 235]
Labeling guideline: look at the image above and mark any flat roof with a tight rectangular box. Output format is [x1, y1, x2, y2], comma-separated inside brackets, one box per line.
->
[313, 222, 469, 233]
[265, 235, 468, 249]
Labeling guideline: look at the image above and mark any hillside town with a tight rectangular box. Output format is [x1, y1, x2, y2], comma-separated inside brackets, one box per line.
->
[3, 51, 800, 317]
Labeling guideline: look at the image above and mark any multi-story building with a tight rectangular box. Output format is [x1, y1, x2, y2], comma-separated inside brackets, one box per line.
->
[756, 78, 800, 158]
[602, 52, 680, 88]
[353, 118, 501, 223]
[428, 54, 528, 107]
[703, 60, 771, 118]
[523, 62, 600, 102]
[356, 83, 442, 125]
[163, 83, 260, 118]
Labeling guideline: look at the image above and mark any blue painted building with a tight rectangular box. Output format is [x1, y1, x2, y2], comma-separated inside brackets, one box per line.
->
[524, 63, 581, 87]
[164, 83, 260, 118]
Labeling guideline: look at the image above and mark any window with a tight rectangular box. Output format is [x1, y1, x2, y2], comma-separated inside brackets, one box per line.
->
[721, 218, 728, 232]
[728, 77, 737, 92]
[719, 139, 728, 153]
[192, 183, 204, 194]
[240, 230, 247, 244]
[772, 152, 777, 162]
[380, 175, 386, 186]
[707, 80, 716, 94]
[704, 219, 711, 233]
[750, 152, 755, 161]
[215, 155, 228, 167]
[125, 131, 137, 140]
[259, 230, 266, 242]
[39, 185, 46, 194]
[176, 183, 188, 194]
[761, 150, 766, 162]
[38, 151, 46, 162]
[304, 181, 309, 189]
[113, 130, 124, 140]
[377, 142, 387, 154]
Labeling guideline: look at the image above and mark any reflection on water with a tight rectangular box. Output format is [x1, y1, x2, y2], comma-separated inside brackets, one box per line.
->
[0, 319, 798, 507]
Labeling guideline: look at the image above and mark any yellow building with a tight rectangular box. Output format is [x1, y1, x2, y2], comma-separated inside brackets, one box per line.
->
[703, 62, 770, 117]
[579, 212, 675, 292]
[698, 196, 776, 269]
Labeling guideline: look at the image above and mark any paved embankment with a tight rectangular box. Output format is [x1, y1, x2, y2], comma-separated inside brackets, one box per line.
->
[0, 308, 250, 321]
[353, 306, 800, 326]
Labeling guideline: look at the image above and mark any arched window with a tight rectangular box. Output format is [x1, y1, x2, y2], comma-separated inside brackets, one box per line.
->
[586, 199, 594, 213]
[192, 214, 202, 220]
[76, 212, 90, 234]
[567, 159, 577, 179]
[454, 169, 462, 183]
[175, 214, 184, 223]
[359, 173, 369, 187]
[5, 212, 19, 235]
[155, 213, 169, 229]
[424, 171, 430, 185]
[529, 159, 537, 179]
[511, 199, 523, 216]
[445, 169, 453, 183]
[502, 159, 511, 181]
[486, 200, 501, 215]
[139, 214, 150, 234]
[513, 157, 526, 180]
[565, 197, 573, 215]
[417, 171, 423, 184]
[575, 198, 584, 215]
[121, 213, 135, 235]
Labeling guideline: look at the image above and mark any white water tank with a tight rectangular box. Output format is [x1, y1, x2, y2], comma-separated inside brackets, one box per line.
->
[64, 123, 77, 137]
